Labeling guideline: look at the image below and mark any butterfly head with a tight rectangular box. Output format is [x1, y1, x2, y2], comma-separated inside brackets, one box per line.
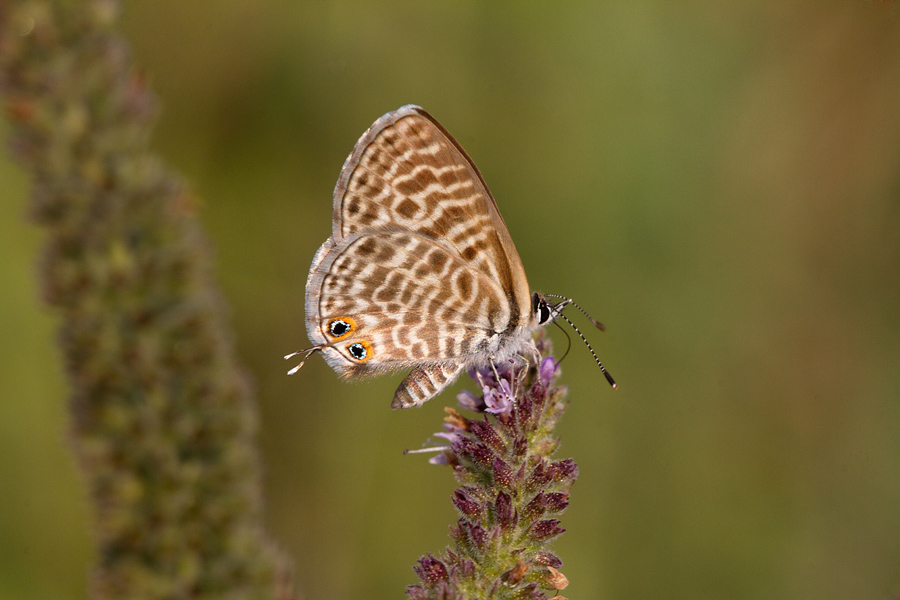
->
[532, 292, 579, 327]
[532, 292, 555, 326]
[534, 292, 617, 389]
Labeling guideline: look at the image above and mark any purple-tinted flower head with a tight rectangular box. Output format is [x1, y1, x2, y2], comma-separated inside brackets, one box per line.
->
[409, 344, 579, 597]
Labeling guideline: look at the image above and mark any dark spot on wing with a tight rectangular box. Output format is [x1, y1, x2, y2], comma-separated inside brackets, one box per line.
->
[395, 198, 420, 218]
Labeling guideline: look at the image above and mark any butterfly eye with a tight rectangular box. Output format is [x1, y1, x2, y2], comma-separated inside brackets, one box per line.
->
[327, 317, 355, 340]
[346, 341, 371, 362]
[537, 301, 553, 325]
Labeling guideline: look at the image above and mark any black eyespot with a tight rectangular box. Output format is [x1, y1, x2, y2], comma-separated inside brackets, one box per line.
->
[328, 318, 352, 338]
[348, 342, 367, 360]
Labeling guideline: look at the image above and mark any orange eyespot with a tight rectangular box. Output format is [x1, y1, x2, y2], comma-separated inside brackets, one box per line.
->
[326, 316, 356, 340]
[346, 340, 372, 362]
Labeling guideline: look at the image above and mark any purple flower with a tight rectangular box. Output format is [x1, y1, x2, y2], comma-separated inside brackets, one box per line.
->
[416, 418, 468, 465]
[484, 378, 514, 414]
[539, 357, 558, 384]
[457, 389, 483, 411]
[428, 453, 448, 465]
[434, 423, 464, 445]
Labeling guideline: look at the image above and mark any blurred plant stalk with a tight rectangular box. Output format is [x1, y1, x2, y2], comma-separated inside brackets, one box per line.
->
[0, 1, 293, 598]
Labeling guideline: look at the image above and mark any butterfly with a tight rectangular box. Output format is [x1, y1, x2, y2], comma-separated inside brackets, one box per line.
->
[286, 105, 615, 408]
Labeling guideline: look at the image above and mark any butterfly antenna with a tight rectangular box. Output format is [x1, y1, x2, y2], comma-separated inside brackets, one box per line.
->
[544, 294, 606, 331]
[550, 317, 574, 365]
[556, 312, 617, 389]
[283, 346, 322, 375]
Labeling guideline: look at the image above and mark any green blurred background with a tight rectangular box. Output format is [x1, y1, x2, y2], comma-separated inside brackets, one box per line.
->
[2, 2, 899, 599]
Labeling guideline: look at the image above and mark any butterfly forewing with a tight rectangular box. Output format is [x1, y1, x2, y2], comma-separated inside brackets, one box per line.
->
[332, 106, 532, 319]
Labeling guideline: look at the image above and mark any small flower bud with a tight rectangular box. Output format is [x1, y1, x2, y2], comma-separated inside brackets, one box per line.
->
[548, 458, 578, 483]
[452, 489, 482, 520]
[405, 584, 429, 599]
[529, 519, 564, 542]
[522, 492, 546, 523]
[525, 460, 552, 493]
[460, 438, 493, 468]
[470, 419, 505, 453]
[515, 395, 534, 428]
[413, 554, 448, 586]
[544, 491, 569, 513]
[458, 557, 476, 579]
[539, 357, 559, 384]
[533, 551, 563, 568]
[492, 456, 514, 489]
[494, 491, 516, 532]
[513, 435, 527, 458]
[461, 521, 488, 551]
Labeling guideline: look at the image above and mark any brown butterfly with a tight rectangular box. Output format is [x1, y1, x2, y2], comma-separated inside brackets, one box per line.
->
[286, 106, 614, 408]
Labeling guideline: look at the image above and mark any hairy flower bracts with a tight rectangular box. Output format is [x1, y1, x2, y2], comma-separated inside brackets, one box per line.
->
[407, 342, 575, 600]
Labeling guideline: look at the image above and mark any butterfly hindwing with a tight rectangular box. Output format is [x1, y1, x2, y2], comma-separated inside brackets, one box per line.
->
[391, 362, 466, 409]
[306, 230, 510, 377]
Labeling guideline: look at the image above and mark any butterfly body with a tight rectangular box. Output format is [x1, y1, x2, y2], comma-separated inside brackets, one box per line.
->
[295, 105, 610, 408]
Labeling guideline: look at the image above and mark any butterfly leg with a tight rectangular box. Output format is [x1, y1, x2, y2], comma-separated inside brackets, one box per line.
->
[487, 356, 522, 403]
[501, 355, 531, 399]
[523, 339, 542, 365]
[488, 356, 502, 386]
[392, 362, 465, 409]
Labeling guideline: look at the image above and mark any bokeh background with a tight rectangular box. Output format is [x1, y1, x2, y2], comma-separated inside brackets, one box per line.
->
[2, 2, 899, 599]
